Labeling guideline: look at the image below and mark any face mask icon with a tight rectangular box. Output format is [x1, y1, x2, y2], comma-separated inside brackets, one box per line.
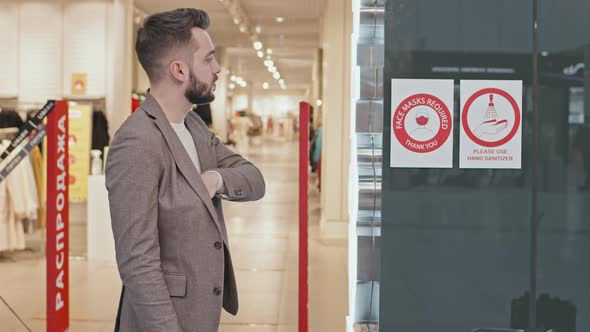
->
[415, 109, 429, 127]
[410, 108, 435, 141]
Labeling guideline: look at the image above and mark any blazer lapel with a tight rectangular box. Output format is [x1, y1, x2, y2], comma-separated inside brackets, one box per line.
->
[142, 96, 222, 232]
[185, 113, 215, 172]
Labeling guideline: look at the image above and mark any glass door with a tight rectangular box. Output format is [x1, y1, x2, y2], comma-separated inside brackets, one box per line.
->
[380, 0, 588, 331]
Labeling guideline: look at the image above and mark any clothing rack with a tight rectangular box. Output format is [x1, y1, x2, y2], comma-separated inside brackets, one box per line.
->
[0, 127, 19, 139]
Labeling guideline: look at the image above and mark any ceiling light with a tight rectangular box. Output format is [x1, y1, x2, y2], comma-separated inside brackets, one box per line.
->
[269, 66, 277, 73]
[266, 49, 272, 55]
[255, 25, 262, 33]
[241, 81, 247, 87]
[239, 25, 247, 33]
[276, 17, 284, 23]
[230, 75, 236, 81]
[266, 55, 272, 60]
[279, 79, 285, 85]
[229, 83, 236, 89]
[273, 72, 280, 80]
[263, 82, 269, 90]
[253, 41, 263, 50]
[264, 60, 273, 67]
[257, 51, 264, 58]
[316, 99, 322, 107]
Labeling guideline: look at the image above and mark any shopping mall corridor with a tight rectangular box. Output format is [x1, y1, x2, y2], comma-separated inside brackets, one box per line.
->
[0, 139, 347, 332]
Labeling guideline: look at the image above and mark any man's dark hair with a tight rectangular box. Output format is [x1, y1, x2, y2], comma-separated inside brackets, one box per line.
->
[136, 8, 210, 82]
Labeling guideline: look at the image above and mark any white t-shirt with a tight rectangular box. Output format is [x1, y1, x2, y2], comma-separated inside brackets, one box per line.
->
[170, 121, 223, 192]
[170, 121, 201, 173]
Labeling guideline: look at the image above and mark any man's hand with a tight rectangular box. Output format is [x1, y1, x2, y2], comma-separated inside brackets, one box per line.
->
[201, 171, 222, 198]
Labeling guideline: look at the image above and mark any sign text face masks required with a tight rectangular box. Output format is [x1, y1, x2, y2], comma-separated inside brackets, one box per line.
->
[390, 79, 454, 168]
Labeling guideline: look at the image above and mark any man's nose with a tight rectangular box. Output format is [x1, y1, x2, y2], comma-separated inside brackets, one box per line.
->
[214, 60, 222, 74]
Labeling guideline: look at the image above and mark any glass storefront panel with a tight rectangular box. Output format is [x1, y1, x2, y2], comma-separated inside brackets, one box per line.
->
[532, 1, 590, 331]
[382, 2, 534, 331]
[379, 0, 589, 331]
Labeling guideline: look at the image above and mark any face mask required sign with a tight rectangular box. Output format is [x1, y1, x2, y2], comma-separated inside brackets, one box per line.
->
[460, 80, 522, 169]
[390, 79, 454, 168]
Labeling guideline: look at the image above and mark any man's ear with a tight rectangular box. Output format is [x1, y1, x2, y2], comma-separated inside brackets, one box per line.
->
[169, 61, 188, 83]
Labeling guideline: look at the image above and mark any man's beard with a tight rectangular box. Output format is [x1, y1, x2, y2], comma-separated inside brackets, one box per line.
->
[185, 70, 215, 105]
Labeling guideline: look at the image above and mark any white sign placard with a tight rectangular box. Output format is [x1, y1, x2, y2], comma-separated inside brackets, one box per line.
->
[390, 79, 454, 168]
[460, 80, 522, 169]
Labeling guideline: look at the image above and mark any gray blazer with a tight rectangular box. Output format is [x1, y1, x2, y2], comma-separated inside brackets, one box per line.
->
[106, 95, 265, 332]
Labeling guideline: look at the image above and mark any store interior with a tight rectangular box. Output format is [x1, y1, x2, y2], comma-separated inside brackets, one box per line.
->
[0, 0, 355, 331]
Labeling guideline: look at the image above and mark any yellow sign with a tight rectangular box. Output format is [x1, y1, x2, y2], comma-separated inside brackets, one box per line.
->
[68, 103, 92, 201]
[71, 73, 87, 95]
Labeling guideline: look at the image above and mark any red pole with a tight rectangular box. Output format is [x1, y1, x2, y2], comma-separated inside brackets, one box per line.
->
[46, 100, 69, 332]
[298, 102, 310, 332]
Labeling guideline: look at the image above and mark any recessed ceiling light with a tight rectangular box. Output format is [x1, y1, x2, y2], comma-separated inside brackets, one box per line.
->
[268, 66, 277, 73]
[257, 51, 264, 58]
[239, 25, 247, 33]
[276, 17, 284, 23]
[266, 49, 272, 55]
[279, 79, 285, 85]
[229, 83, 236, 89]
[253, 41, 263, 50]
[273, 72, 280, 80]
[255, 25, 262, 33]
[263, 82, 269, 90]
[264, 60, 273, 67]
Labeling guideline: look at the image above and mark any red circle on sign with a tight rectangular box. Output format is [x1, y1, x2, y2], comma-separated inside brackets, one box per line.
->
[462, 88, 521, 148]
[392, 93, 452, 153]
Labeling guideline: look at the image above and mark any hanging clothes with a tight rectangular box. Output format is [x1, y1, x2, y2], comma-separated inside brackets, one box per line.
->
[92, 111, 110, 152]
[0, 109, 24, 129]
[30, 146, 45, 228]
[0, 140, 39, 251]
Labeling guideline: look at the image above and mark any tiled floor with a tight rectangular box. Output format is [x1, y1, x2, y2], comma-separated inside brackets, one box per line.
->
[0, 139, 348, 331]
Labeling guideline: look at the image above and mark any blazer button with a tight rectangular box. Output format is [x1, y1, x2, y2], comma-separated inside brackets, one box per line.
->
[213, 287, 222, 296]
[214, 241, 222, 250]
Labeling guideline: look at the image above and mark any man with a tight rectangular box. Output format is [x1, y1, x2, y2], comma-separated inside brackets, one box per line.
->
[106, 8, 265, 332]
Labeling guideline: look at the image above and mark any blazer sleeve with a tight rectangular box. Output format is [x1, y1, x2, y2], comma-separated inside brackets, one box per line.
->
[208, 132, 266, 202]
[105, 129, 182, 332]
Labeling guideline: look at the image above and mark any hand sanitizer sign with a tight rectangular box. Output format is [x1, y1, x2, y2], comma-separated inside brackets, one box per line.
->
[460, 80, 522, 169]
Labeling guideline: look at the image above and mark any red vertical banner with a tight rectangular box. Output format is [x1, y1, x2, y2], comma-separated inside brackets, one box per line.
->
[298, 102, 310, 332]
[46, 100, 69, 332]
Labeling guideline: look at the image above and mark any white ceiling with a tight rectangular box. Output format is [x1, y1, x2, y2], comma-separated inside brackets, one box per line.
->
[135, 0, 326, 93]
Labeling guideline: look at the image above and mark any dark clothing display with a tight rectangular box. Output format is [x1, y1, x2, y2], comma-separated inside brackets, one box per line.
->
[92, 111, 110, 152]
[0, 110, 25, 129]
